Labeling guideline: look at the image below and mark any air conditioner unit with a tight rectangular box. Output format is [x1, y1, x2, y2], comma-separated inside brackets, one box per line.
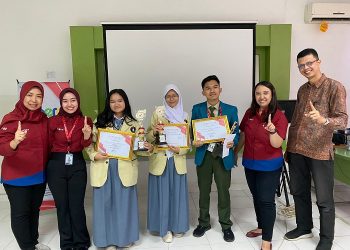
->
[305, 3, 350, 23]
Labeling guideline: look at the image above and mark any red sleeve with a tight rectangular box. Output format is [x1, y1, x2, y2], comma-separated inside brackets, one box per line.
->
[81, 117, 93, 148]
[0, 119, 17, 157]
[239, 109, 251, 132]
[274, 110, 289, 140]
[48, 116, 57, 152]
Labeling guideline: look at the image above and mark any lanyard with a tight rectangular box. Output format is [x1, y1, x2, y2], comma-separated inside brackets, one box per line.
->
[207, 106, 222, 118]
[62, 117, 79, 152]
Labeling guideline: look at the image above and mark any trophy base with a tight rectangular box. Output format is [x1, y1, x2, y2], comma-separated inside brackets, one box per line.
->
[138, 148, 148, 151]
[158, 141, 167, 146]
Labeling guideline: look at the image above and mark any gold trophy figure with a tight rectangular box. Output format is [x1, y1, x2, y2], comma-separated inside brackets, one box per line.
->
[154, 106, 167, 147]
[135, 109, 148, 151]
[158, 120, 167, 147]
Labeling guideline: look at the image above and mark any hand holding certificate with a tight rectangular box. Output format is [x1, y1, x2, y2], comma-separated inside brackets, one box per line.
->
[158, 123, 189, 150]
[97, 128, 135, 160]
[192, 115, 230, 143]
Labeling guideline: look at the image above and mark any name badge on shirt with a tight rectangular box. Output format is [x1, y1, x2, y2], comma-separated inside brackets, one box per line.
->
[65, 153, 73, 166]
[207, 143, 216, 152]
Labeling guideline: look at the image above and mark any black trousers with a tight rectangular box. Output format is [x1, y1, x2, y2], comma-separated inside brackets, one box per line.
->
[244, 167, 281, 241]
[47, 152, 90, 249]
[4, 183, 46, 250]
[288, 152, 335, 242]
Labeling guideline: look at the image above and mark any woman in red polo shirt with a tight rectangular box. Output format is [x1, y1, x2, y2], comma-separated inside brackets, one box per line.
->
[234, 81, 288, 250]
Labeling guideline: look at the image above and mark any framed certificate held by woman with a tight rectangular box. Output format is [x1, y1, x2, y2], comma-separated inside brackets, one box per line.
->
[96, 128, 135, 160]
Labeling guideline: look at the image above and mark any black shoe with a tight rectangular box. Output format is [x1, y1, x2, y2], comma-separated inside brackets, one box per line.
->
[193, 225, 211, 237]
[316, 239, 333, 250]
[284, 228, 313, 241]
[223, 228, 235, 242]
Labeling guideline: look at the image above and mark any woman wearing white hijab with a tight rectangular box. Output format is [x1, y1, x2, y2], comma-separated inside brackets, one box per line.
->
[146, 84, 190, 243]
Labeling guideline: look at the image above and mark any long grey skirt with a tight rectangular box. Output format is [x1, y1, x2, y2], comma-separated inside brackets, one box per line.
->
[93, 159, 139, 247]
[147, 157, 189, 237]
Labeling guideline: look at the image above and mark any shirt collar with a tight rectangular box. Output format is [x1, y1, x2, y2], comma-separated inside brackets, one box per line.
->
[308, 73, 326, 89]
[207, 101, 220, 110]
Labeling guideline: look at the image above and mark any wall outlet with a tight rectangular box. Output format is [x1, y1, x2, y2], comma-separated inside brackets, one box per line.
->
[46, 71, 56, 79]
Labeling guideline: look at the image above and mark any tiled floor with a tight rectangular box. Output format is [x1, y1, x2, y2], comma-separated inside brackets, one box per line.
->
[1, 160, 350, 250]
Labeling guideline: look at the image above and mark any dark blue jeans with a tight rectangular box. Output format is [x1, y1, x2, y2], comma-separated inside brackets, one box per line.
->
[245, 167, 282, 241]
[288, 152, 334, 242]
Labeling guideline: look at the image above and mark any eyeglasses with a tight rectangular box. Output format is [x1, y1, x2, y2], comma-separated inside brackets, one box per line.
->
[165, 94, 179, 100]
[297, 60, 318, 70]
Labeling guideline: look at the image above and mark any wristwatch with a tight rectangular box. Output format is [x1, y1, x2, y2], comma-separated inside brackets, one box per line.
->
[269, 129, 277, 135]
[324, 118, 330, 125]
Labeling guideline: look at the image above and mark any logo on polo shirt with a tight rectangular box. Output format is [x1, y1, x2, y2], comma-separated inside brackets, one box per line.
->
[1, 127, 7, 131]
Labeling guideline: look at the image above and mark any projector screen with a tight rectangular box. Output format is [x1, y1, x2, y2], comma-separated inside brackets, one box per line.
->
[103, 22, 256, 124]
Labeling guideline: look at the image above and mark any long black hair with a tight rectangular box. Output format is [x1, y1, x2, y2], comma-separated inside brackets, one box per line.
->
[95, 89, 136, 128]
[249, 81, 279, 123]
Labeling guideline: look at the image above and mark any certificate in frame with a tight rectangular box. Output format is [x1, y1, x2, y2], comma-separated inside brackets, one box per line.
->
[157, 123, 190, 150]
[192, 115, 230, 143]
[96, 128, 135, 160]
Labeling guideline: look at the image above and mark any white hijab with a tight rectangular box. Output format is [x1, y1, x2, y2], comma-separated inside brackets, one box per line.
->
[163, 84, 188, 159]
[163, 84, 188, 123]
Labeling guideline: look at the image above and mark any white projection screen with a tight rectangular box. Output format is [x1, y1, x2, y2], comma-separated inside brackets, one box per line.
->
[103, 22, 256, 124]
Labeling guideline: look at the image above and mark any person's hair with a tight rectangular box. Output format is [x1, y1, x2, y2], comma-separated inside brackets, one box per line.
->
[201, 75, 220, 89]
[95, 89, 136, 128]
[250, 81, 279, 123]
[297, 48, 319, 61]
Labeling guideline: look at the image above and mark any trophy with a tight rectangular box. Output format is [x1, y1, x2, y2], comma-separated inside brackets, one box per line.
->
[154, 106, 167, 147]
[135, 109, 148, 151]
[158, 121, 167, 146]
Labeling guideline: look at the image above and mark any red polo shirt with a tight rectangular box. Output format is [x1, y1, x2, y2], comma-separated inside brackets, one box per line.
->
[49, 115, 92, 153]
[240, 108, 288, 171]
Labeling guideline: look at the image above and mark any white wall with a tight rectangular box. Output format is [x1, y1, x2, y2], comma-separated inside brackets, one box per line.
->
[1, 0, 350, 194]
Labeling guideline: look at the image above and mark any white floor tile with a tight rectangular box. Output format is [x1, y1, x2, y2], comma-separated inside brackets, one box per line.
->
[334, 218, 350, 236]
[169, 245, 211, 250]
[270, 240, 299, 250]
[334, 235, 350, 249]
[210, 241, 254, 250]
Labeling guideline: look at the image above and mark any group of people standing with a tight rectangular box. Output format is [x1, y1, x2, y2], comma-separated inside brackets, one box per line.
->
[0, 48, 347, 250]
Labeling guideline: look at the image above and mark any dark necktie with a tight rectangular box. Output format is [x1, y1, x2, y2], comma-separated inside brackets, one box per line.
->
[209, 106, 216, 117]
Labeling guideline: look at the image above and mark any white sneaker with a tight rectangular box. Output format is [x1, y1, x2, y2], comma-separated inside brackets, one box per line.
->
[162, 231, 173, 243]
[105, 246, 117, 250]
[173, 232, 184, 238]
[35, 243, 51, 250]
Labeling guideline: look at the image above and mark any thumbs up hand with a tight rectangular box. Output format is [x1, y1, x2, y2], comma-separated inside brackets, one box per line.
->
[82, 116, 92, 140]
[305, 101, 326, 124]
[264, 114, 277, 134]
[14, 121, 27, 144]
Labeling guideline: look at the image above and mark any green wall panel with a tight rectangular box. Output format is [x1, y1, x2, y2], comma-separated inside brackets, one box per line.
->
[256, 25, 270, 47]
[268, 24, 292, 100]
[70, 26, 99, 119]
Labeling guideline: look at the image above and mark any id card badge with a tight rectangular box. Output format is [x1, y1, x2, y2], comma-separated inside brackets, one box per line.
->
[207, 143, 215, 152]
[65, 153, 73, 166]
